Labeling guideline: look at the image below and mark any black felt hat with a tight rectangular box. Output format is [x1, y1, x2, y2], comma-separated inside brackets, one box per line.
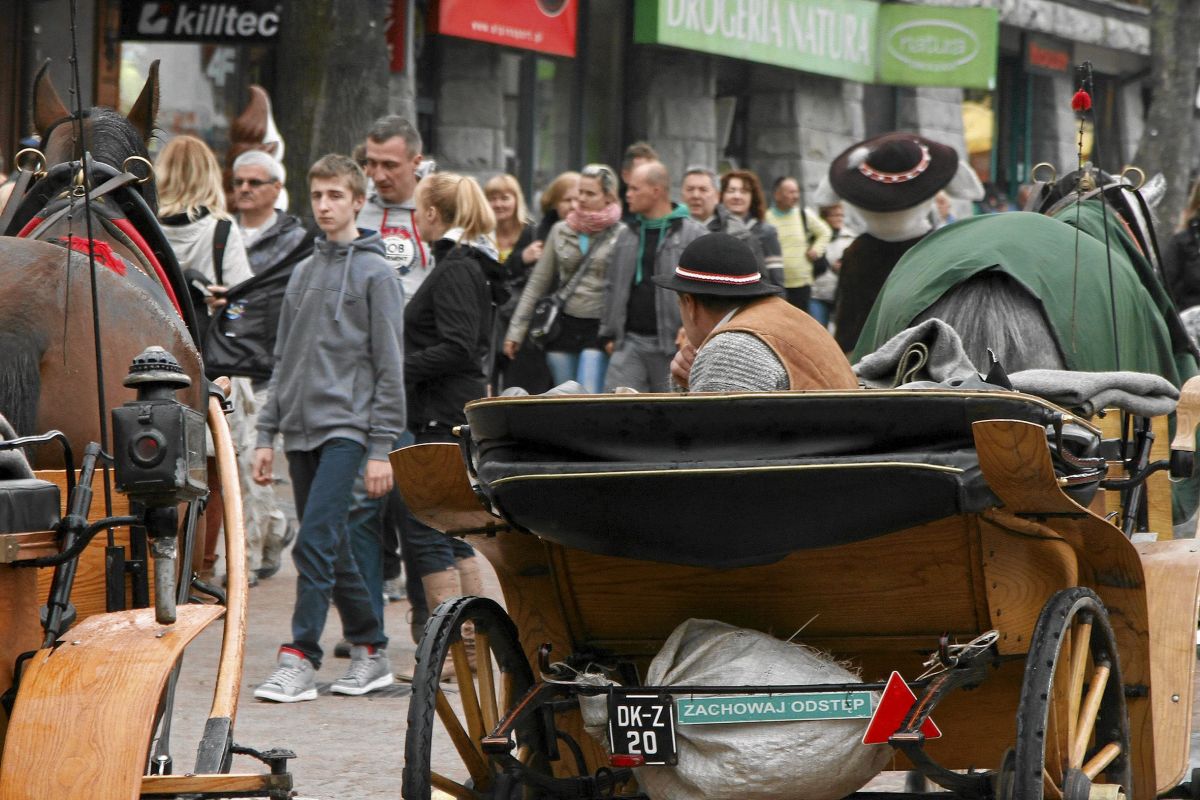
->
[652, 232, 783, 297]
[829, 132, 958, 212]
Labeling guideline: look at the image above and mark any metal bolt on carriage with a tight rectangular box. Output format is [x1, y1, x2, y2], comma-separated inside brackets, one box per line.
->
[0, 348, 292, 800]
[392, 384, 1200, 800]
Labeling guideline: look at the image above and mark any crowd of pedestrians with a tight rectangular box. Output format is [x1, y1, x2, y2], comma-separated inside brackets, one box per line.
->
[149, 118, 1090, 701]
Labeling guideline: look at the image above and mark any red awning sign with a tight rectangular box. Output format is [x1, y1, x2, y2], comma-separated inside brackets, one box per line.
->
[436, 0, 577, 58]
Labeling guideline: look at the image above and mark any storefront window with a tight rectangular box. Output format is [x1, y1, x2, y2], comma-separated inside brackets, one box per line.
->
[118, 41, 275, 160]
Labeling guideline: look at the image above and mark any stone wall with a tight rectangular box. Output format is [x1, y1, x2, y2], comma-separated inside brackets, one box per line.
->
[746, 67, 865, 196]
[432, 39, 506, 177]
[625, 48, 718, 183]
[896, 87, 967, 154]
[1030, 73, 1079, 179]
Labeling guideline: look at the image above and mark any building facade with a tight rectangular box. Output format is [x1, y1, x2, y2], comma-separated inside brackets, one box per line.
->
[0, 0, 1161, 212]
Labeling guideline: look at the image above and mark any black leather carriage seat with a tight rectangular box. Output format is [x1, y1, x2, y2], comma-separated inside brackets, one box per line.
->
[463, 390, 1102, 568]
[0, 478, 61, 534]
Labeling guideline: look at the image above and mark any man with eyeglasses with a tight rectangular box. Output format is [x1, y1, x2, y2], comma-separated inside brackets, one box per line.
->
[230, 149, 315, 581]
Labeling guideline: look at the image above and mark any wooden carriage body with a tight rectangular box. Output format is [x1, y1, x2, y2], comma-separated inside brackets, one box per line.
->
[396, 389, 1200, 798]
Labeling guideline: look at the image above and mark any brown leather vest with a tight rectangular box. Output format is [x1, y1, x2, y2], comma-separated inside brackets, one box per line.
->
[701, 295, 860, 390]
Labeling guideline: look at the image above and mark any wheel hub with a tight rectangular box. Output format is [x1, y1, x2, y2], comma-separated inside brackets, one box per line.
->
[1063, 768, 1126, 800]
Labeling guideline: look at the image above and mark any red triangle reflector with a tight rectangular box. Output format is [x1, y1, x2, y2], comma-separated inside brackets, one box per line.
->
[862, 671, 942, 745]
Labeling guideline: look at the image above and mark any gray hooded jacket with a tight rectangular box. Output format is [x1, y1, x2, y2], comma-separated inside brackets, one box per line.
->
[256, 230, 406, 460]
[357, 193, 433, 306]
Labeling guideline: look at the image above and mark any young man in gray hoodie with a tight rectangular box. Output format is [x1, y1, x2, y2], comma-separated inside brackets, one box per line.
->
[251, 154, 406, 702]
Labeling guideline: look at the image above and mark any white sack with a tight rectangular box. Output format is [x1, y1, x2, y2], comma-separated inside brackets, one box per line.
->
[634, 619, 890, 800]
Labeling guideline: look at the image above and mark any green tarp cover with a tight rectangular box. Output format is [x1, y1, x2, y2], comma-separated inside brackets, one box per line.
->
[852, 208, 1193, 386]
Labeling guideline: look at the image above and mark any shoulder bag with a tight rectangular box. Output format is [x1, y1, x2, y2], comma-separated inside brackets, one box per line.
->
[527, 230, 609, 350]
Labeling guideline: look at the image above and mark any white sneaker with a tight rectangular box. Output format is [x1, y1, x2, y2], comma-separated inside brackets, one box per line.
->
[254, 648, 318, 703]
[330, 646, 394, 696]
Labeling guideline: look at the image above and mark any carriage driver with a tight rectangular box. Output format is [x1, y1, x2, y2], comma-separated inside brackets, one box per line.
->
[656, 233, 859, 393]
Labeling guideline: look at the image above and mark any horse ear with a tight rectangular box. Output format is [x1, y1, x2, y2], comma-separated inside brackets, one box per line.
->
[261, 142, 279, 157]
[32, 60, 70, 136]
[126, 60, 160, 143]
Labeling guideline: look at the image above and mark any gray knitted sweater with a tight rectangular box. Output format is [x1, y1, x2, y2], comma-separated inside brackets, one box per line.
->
[689, 332, 788, 392]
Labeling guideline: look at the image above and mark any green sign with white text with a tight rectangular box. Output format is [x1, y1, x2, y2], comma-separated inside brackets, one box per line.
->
[877, 5, 998, 89]
[634, 0, 880, 83]
[676, 692, 875, 725]
[634, 1, 997, 89]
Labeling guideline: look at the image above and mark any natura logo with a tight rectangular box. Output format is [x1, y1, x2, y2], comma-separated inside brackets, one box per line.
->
[886, 19, 979, 72]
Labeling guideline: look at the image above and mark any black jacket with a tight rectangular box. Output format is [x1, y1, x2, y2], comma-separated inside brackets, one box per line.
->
[1163, 219, 1200, 311]
[404, 238, 494, 427]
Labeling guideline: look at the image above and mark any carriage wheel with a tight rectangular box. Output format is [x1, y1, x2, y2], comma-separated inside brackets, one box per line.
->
[1011, 588, 1131, 800]
[403, 596, 548, 799]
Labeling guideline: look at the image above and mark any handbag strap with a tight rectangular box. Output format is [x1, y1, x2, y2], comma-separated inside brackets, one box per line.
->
[555, 228, 613, 304]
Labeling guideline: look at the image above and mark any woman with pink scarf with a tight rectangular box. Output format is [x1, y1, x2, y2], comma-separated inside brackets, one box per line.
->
[503, 164, 623, 392]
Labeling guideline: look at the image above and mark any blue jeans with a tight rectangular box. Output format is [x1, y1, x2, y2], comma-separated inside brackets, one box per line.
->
[404, 430, 474, 582]
[286, 439, 387, 669]
[545, 348, 609, 394]
[808, 298, 833, 327]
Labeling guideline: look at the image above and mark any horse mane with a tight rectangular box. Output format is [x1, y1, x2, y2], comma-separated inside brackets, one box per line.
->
[88, 107, 158, 210]
[914, 271, 1067, 373]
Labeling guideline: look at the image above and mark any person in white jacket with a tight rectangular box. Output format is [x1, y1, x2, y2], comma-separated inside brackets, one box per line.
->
[156, 134, 254, 585]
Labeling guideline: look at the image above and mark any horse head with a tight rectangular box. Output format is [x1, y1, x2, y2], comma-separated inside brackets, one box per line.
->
[33, 59, 160, 209]
[224, 84, 288, 210]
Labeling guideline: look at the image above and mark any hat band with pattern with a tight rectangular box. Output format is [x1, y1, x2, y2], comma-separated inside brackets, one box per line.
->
[858, 143, 932, 185]
[675, 265, 761, 285]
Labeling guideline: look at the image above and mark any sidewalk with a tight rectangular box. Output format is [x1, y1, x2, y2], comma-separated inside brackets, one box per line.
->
[168, 512, 501, 799]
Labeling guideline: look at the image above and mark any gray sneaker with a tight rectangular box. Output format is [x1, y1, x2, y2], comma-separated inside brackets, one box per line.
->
[254, 648, 318, 703]
[330, 646, 394, 696]
[383, 577, 406, 603]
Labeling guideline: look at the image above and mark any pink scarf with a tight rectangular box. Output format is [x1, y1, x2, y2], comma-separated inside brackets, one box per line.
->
[567, 202, 622, 235]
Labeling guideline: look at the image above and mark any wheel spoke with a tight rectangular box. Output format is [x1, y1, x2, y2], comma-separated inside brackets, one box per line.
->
[476, 631, 499, 733]
[431, 771, 482, 800]
[1071, 663, 1110, 767]
[1042, 768, 1063, 799]
[451, 641, 485, 744]
[435, 689, 492, 788]
[1083, 742, 1122, 780]
[1066, 621, 1092, 766]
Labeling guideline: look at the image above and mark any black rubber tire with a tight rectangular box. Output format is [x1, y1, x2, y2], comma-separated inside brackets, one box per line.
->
[1012, 587, 1132, 799]
[402, 596, 539, 800]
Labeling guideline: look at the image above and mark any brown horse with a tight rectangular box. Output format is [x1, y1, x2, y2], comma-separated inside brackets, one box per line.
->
[0, 62, 203, 465]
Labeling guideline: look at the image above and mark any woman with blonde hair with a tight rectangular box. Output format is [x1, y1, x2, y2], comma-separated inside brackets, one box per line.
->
[156, 134, 254, 586]
[536, 170, 581, 240]
[485, 173, 552, 392]
[504, 163, 623, 393]
[405, 172, 497, 627]
[156, 134, 253, 310]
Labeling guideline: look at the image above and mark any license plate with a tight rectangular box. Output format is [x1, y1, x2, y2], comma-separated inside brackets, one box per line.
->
[607, 692, 677, 765]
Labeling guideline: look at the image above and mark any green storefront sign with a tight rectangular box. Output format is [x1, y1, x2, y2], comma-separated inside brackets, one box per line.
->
[676, 692, 875, 725]
[634, 0, 880, 83]
[877, 5, 998, 89]
[634, 0, 997, 89]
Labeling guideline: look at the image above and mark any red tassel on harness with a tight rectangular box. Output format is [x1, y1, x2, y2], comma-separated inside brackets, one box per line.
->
[59, 236, 127, 276]
[1071, 90, 1092, 112]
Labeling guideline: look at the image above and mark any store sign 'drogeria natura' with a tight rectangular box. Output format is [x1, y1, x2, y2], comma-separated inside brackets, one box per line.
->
[634, 0, 997, 89]
[635, 0, 879, 83]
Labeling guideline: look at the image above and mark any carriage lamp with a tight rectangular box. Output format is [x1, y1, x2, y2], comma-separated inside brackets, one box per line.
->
[112, 346, 207, 623]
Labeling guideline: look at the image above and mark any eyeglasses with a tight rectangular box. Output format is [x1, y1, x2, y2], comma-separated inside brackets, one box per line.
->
[233, 178, 273, 188]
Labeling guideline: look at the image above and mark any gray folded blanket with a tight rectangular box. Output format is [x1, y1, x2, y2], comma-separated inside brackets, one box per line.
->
[852, 319, 979, 388]
[855, 319, 1180, 416]
[1009, 369, 1178, 417]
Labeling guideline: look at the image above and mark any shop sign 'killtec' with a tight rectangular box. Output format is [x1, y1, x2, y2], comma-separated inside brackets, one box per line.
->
[634, 0, 998, 89]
